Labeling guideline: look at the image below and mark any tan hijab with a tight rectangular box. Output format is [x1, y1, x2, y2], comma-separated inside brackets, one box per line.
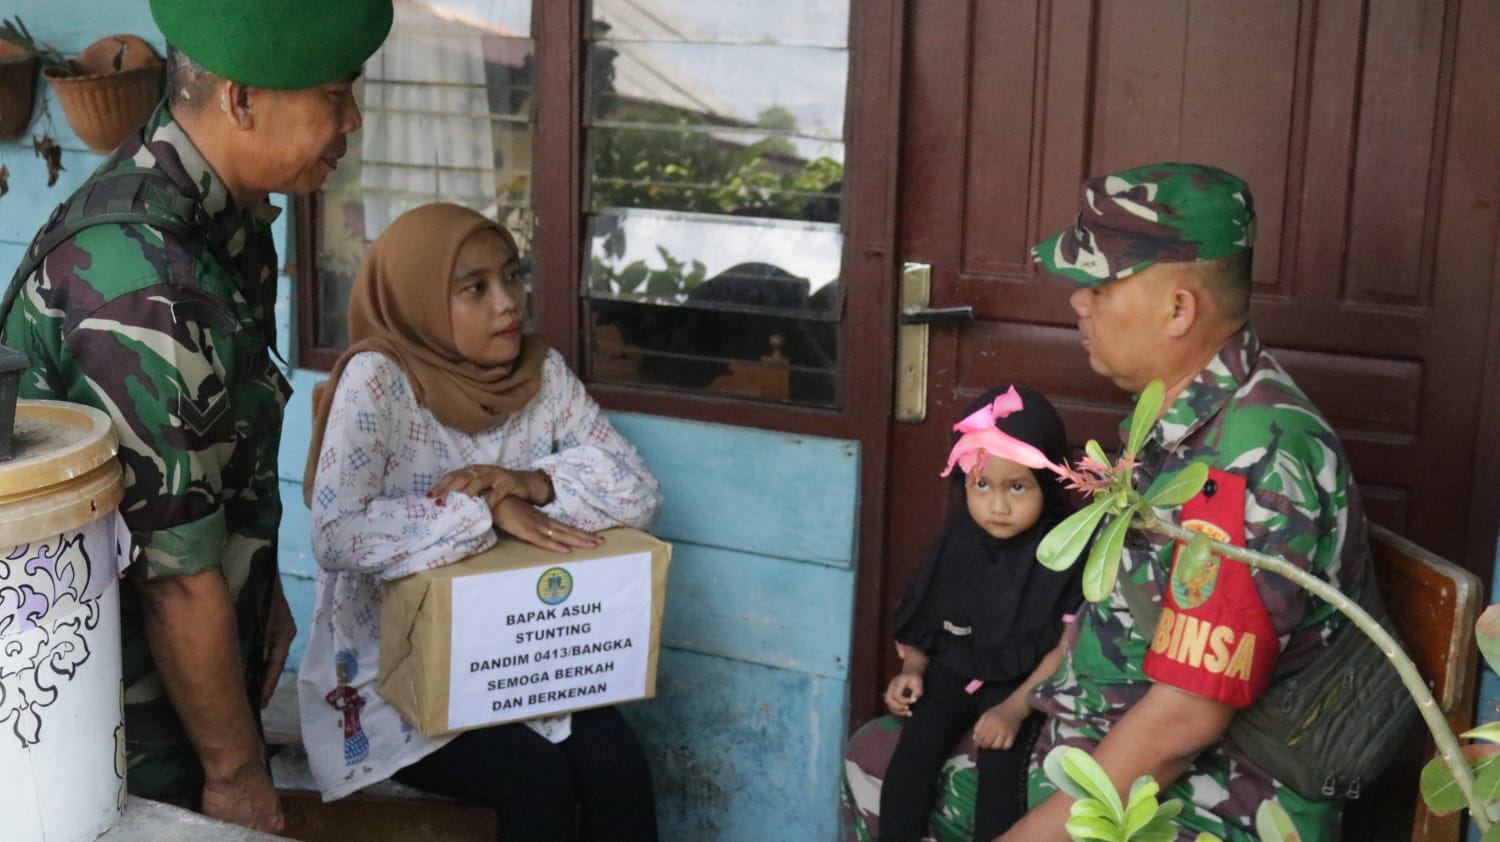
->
[303, 203, 547, 503]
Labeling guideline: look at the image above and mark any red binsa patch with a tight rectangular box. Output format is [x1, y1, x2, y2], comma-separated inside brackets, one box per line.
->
[1143, 469, 1278, 708]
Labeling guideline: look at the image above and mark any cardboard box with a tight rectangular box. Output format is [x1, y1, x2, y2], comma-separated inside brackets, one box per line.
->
[379, 527, 671, 737]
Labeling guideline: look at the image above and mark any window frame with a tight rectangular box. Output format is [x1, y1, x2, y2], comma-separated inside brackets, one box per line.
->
[292, 0, 904, 730]
[292, 190, 342, 372]
[291, 0, 895, 442]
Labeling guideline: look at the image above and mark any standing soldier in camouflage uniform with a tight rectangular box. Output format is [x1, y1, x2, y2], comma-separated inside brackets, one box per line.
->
[1, 0, 392, 832]
[1002, 164, 1372, 841]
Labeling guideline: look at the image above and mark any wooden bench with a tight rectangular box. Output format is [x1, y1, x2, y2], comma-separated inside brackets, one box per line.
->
[1342, 523, 1482, 842]
[263, 679, 497, 842]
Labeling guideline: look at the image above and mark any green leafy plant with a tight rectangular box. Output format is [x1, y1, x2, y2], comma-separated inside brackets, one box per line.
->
[1042, 745, 1183, 842]
[1033, 380, 1488, 834]
[590, 109, 843, 221]
[0, 17, 75, 75]
[589, 243, 708, 304]
[1418, 603, 1500, 839]
[1042, 746, 1299, 842]
[0, 16, 68, 189]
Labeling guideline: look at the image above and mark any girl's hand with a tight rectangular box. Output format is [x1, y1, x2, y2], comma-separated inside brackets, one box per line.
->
[430, 464, 551, 509]
[492, 495, 603, 554]
[884, 672, 924, 717]
[973, 702, 1024, 750]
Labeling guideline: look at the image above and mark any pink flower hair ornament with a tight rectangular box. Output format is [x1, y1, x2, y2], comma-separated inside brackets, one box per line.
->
[940, 386, 1069, 479]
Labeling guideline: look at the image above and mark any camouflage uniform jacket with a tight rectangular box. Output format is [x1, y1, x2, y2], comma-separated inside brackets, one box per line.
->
[1028, 326, 1370, 841]
[2, 103, 290, 797]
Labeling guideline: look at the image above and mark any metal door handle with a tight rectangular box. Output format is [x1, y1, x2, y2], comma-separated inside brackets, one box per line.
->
[900, 305, 974, 325]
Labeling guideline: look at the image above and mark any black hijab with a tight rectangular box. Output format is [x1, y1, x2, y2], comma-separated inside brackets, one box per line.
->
[891, 386, 1084, 682]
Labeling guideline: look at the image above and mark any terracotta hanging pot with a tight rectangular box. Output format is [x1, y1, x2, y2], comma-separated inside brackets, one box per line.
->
[0, 40, 39, 141]
[44, 34, 162, 154]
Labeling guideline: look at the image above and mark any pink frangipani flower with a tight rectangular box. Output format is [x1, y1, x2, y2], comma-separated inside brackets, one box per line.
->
[941, 386, 1069, 479]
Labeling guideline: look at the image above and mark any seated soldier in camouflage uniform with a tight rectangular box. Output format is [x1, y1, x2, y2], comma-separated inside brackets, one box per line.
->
[1002, 164, 1373, 841]
[0, 0, 392, 833]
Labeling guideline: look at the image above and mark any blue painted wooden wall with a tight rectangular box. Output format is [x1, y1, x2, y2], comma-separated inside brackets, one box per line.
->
[3, 6, 861, 839]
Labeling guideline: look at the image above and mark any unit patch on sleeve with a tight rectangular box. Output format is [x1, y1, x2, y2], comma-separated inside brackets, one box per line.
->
[1143, 469, 1278, 708]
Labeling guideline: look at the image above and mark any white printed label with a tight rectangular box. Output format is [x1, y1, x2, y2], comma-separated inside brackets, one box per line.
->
[447, 552, 652, 730]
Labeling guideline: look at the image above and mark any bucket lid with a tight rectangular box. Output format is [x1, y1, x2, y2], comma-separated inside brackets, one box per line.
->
[0, 401, 123, 548]
[0, 400, 119, 498]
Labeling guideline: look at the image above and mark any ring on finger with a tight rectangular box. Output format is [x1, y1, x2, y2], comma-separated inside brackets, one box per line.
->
[545, 526, 554, 538]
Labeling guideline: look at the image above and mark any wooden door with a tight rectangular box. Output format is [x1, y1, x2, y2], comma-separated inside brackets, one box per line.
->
[862, 0, 1500, 819]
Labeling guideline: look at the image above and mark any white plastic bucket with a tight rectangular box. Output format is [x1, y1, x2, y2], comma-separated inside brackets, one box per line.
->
[0, 400, 129, 841]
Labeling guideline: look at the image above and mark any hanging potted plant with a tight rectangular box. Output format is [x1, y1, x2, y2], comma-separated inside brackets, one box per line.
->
[0, 40, 39, 141]
[43, 33, 162, 154]
[0, 18, 61, 142]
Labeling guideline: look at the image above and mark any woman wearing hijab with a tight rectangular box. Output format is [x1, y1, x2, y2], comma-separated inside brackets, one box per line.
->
[298, 203, 662, 841]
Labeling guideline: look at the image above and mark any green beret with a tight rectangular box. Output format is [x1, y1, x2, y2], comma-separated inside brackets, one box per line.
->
[150, 0, 393, 89]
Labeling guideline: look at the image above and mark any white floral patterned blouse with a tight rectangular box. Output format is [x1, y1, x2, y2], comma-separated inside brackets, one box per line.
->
[297, 348, 663, 800]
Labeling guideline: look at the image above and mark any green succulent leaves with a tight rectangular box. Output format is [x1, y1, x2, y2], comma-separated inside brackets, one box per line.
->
[1125, 380, 1164, 459]
[1042, 747, 1185, 842]
[1084, 503, 1137, 602]
[1044, 746, 1302, 842]
[1035, 379, 1206, 601]
[1143, 462, 1207, 508]
[1038, 499, 1112, 572]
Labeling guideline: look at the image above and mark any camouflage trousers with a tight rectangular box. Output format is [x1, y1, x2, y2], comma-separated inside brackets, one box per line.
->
[840, 716, 984, 842]
[1026, 716, 1342, 842]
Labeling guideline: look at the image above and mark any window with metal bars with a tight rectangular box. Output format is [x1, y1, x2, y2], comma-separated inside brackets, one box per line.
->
[296, 0, 850, 409]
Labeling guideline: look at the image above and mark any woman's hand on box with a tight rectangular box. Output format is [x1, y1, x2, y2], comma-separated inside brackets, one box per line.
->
[492, 495, 604, 553]
[430, 464, 552, 507]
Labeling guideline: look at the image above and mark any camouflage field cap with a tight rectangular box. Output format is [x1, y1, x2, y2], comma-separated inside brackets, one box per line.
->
[151, 0, 393, 90]
[1032, 162, 1256, 287]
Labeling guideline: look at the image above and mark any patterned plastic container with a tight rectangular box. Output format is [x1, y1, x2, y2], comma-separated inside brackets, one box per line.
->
[0, 400, 129, 841]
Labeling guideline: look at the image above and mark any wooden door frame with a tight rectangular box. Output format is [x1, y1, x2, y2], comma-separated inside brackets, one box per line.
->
[840, 0, 905, 730]
[1457, 0, 1500, 581]
[533, 2, 908, 726]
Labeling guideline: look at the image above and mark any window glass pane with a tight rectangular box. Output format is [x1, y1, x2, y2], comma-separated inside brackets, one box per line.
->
[587, 210, 842, 313]
[587, 210, 841, 405]
[590, 126, 844, 219]
[584, 2, 850, 407]
[591, 0, 848, 48]
[591, 41, 847, 141]
[312, 1, 534, 351]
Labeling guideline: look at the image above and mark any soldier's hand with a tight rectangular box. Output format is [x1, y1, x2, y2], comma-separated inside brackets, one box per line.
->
[260, 583, 296, 708]
[201, 762, 285, 833]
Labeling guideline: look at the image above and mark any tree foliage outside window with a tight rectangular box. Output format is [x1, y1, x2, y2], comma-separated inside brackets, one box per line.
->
[583, 23, 848, 406]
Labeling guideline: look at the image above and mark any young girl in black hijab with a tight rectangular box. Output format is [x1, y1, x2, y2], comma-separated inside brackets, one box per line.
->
[878, 385, 1082, 842]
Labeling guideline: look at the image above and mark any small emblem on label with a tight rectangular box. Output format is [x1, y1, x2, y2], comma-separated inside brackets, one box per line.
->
[536, 567, 574, 605]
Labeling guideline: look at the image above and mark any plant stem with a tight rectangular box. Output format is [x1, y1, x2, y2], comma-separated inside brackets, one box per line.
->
[1136, 514, 1489, 829]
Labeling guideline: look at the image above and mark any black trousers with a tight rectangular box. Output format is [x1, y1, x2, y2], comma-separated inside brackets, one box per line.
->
[393, 706, 659, 842]
[878, 660, 1035, 842]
